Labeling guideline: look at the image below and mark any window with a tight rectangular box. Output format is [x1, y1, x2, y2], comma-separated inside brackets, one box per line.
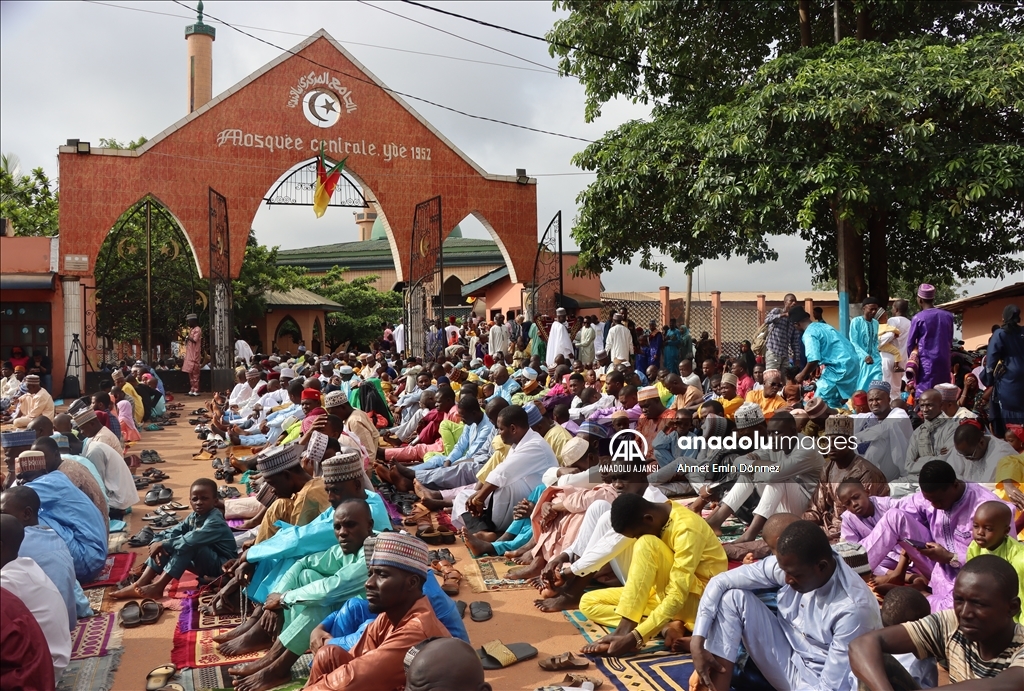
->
[1, 302, 52, 360]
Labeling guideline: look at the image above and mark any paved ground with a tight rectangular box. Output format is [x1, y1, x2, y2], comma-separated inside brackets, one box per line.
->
[110, 410, 605, 691]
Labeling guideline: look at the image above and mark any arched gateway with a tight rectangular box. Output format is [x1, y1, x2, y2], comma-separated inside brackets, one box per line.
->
[57, 28, 537, 376]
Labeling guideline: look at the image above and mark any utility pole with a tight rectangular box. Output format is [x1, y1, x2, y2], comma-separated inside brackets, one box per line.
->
[684, 269, 693, 327]
[833, 0, 851, 336]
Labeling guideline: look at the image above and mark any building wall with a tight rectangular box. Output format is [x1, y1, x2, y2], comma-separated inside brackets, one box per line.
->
[309, 263, 503, 293]
[960, 300, 1014, 350]
[0, 237, 53, 273]
[0, 285, 66, 395]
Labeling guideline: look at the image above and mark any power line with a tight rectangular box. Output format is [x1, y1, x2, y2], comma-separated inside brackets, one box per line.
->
[355, 1, 563, 75]
[168, 0, 594, 143]
[81, 1, 555, 74]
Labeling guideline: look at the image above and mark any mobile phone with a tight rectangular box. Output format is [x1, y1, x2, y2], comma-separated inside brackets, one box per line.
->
[901, 538, 928, 549]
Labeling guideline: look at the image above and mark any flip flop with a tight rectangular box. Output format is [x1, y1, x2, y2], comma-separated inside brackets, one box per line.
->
[145, 664, 178, 691]
[562, 673, 604, 688]
[477, 641, 537, 669]
[469, 601, 492, 622]
[128, 526, 155, 547]
[155, 685, 184, 691]
[456, 600, 467, 619]
[140, 599, 165, 625]
[538, 652, 590, 671]
[119, 600, 142, 628]
[161, 502, 187, 511]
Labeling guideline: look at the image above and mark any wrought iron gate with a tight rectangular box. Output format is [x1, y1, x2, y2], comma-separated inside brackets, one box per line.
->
[208, 188, 232, 371]
[405, 196, 443, 359]
[263, 157, 368, 209]
[526, 211, 562, 319]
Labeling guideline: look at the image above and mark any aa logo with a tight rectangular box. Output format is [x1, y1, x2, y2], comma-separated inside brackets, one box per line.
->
[609, 429, 649, 463]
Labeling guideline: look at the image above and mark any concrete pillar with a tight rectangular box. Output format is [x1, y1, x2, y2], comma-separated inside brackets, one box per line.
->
[185, 3, 216, 114]
[209, 280, 233, 391]
[805, 298, 815, 318]
[659, 286, 670, 325]
[61, 277, 82, 389]
[756, 294, 766, 325]
[711, 291, 722, 351]
[354, 211, 377, 241]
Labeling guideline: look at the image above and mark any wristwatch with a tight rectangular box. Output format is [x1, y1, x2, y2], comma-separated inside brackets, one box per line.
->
[949, 556, 962, 569]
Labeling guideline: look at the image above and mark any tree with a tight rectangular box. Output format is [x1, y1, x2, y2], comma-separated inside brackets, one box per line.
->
[550, 1, 1023, 304]
[300, 267, 403, 350]
[233, 230, 305, 331]
[0, 163, 58, 237]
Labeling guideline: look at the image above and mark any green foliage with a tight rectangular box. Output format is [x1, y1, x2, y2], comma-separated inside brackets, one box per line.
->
[814, 276, 963, 314]
[97, 137, 148, 150]
[0, 166, 59, 237]
[550, 1, 1024, 298]
[233, 231, 305, 331]
[300, 267, 403, 350]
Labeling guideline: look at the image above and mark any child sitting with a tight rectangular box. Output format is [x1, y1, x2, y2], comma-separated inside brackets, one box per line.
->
[111, 478, 236, 600]
[880, 587, 938, 689]
[966, 500, 1024, 623]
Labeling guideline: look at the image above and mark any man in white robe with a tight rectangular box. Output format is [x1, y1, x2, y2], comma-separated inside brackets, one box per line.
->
[545, 308, 575, 369]
[852, 381, 914, 481]
[488, 314, 510, 357]
[393, 319, 406, 356]
[605, 313, 633, 365]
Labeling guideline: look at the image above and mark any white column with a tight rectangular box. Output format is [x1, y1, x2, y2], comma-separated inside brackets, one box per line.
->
[61, 277, 82, 382]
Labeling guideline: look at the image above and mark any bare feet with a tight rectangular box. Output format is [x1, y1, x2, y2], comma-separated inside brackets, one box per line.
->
[110, 584, 143, 600]
[506, 559, 544, 580]
[414, 479, 442, 501]
[534, 592, 581, 613]
[218, 625, 272, 658]
[420, 497, 452, 511]
[662, 621, 692, 653]
[134, 582, 166, 599]
[212, 610, 261, 643]
[580, 631, 626, 656]
[464, 532, 497, 557]
[390, 463, 416, 493]
[227, 653, 273, 678]
[233, 666, 293, 691]
[373, 462, 394, 484]
[200, 592, 239, 616]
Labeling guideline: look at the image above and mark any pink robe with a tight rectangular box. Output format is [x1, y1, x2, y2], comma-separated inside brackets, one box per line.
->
[183, 326, 203, 374]
[117, 399, 141, 442]
[530, 484, 618, 562]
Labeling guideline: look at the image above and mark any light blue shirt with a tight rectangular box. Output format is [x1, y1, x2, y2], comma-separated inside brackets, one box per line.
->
[487, 378, 522, 404]
[18, 525, 79, 628]
[28, 471, 108, 581]
[693, 554, 881, 691]
[440, 417, 495, 465]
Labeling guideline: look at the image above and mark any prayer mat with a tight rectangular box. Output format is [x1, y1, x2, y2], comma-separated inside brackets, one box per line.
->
[70, 612, 122, 660]
[166, 570, 201, 598]
[82, 552, 136, 588]
[171, 627, 265, 669]
[178, 592, 245, 633]
[563, 611, 695, 691]
[85, 587, 107, 613]
[178, 664, 233, 691]
[57, 650, 123, 691]
[290, 653, 313, 679]
[463, 555, 534, 592]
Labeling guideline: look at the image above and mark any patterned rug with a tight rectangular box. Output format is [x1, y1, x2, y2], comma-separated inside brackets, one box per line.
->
[563, 611, 693, 691]
[167, 571, 201, 598]
[463, 555, 534, 592]
[82, 552, 136, 588]
[57, 650, 123, 691]
[70, 612, 123, 660]
[85, 587, 106, 614]
[178, 592, 245, 633]
[176, 658, 310, 691]
[171, 627, 266, 669]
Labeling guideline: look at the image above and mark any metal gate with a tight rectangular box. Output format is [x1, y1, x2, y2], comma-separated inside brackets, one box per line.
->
[525, 211, 562, 319]
[405, 196, 443, 359]
[93, 198, 200, 366]
[263, 158, 368, 209]
[208, 188, 232, 372]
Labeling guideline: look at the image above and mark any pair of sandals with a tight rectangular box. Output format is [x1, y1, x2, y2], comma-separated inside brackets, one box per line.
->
[145, 484, 173, 506]
[218, 485, 241, 499]
[140, 450, 165, 464]
[119, 598, 164, 628]
[433, 559, 462, 596]
[455, 600, 492, 622]
[427, 549, 457, 565]
[420, 527, 456, 545]
[127, 526, 155, 547]
[142, 468, 170, 481]
[149, 514, 179, 529]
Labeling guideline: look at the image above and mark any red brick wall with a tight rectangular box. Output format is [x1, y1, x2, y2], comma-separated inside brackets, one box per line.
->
[58, 33, 537, 283]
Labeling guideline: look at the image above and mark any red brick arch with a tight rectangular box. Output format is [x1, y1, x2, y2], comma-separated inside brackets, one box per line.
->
[57, 30, 537, 285]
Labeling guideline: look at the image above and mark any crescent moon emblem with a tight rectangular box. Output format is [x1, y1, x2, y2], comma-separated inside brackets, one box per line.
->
[419, 236, 430, 258]
[195, 290, 208, 310]
[307, 89, 330, 123]
[117, 236, 129, 259]
[168, 237, 181, 261]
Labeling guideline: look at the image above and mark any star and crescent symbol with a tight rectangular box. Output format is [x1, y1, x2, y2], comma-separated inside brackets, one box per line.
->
[307, 89, 339, 123]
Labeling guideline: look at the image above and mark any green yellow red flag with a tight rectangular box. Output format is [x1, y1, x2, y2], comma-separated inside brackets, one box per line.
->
[313, 143, 347, 218]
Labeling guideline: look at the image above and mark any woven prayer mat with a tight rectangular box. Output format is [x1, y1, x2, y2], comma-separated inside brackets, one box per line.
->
[85, 587, 107, 614]
[178, 592, 245, 633]
[462, 555, 533, 592]
[57, 650, 123, 691]
[82, 552, 136, 588]
[178, 664, 233, 691]
[70, 612, 123, 660]
[562, 611, 694, 691]
[166, 570, 201, 598]
[171, 627, 265, 669]
[108, 530, 128, 553]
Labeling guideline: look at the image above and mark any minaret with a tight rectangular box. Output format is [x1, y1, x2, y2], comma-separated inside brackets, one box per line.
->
[354, 211, 378, 241]
[184, 1, 216, 114]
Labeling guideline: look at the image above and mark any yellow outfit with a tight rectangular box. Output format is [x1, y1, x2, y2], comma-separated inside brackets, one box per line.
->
[878, 323, 902, 363]
[966, 536, 1024, 622]
[475, 437, 512, 483]
[255, 477, 331, 543]
[744, 390, 789, 419]
[579, 503, 727, 639]
[716, 396, 744, 420]
[543, 424, 575, 466]
[655, 381, 673, 406]
[122, 381, 145, 424]
[994, 453, 1024, 540]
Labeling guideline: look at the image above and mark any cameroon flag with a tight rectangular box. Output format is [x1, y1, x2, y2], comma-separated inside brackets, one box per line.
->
[313, 143, 347, 218]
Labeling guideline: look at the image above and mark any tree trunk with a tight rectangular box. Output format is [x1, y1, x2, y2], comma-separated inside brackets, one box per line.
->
[834, 205, 867, 305]
[799, 0, 812, 47]
[867, 209, 889, 306]
[856, 4, 872, 41]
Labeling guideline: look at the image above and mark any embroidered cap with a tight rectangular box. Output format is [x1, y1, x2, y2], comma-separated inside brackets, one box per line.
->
[834, 541, 872, 577]
[73, 408, 98, 427]
[322, 449, 364, 484]
[579, 420, 609, 440]
[734, 402, 766, 430]
[24, 374, 40, 384]
[323, 390, 348, 408]
[186, 313, 198, 320]
[804, 397, 829, 418]
[15, 450, 46, 475]
[339, 366, 354, 375]
[917, 284, 936, 300]
[935, 383, 960, 402]
[256, 443, 302, 476]
[868, 380, 891, 394]
[524, 403, 543, 427]
[824, 415, 855, 436]
[1, 430, 37, 448]
[368, 532, 429, 579]
[306, 431, 330, 469]
[559, 436, 590, 466]
[637, 386, 660, 402]
[720, 373, 738, 387]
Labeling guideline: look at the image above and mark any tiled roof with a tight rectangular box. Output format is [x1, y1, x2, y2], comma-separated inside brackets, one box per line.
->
[277, 237, 505, 272]
[264, 287, 343, 310]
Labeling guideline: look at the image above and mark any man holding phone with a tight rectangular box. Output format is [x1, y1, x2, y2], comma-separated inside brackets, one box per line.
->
[858, 460, 1004, 610]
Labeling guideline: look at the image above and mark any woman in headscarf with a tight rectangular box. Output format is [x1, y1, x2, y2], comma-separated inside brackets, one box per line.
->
[986, 304, 1024, 434]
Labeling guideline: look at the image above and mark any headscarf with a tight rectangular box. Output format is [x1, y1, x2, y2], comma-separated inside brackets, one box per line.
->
[1002, 304, 1020, 333]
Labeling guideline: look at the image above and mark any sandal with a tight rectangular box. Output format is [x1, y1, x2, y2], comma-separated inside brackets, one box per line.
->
[538, 652, 590, 671]
[456, 600, 467, 619]
[145, 664, 178, 691]
[477, 641, 537, 669]
[127, 526, 155, 547]
[469, 601, 492, 622]
[161, 502, 187, 511]
[437, 548, 457, 564]
[562, 673, 603, 689]
[441, 569, 462, 596]
[140, 598, 165, 625]
[118, 600, 142, 627]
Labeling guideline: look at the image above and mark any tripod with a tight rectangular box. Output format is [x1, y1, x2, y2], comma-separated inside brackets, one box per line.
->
[62, 333, 94, 399]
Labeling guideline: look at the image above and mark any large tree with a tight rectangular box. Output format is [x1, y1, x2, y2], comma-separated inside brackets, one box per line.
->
[300, 267, 403, 351]
[551, 1, 1023, 303]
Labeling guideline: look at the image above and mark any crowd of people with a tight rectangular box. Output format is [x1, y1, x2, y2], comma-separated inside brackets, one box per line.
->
[1, 285, 1022, 690]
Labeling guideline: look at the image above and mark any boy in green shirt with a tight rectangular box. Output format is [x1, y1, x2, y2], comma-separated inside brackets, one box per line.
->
[967, 500, 1024, 623]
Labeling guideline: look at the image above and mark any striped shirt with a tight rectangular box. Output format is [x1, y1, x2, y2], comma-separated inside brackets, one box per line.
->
[904, 609, 1024, 682]
[765, 308, 802, 363]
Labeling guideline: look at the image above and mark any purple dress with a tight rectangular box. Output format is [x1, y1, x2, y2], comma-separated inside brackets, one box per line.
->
[906, 308, 954, 391]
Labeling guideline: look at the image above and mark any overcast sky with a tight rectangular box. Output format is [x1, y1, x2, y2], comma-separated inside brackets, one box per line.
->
[1, 1, 1018, 296]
